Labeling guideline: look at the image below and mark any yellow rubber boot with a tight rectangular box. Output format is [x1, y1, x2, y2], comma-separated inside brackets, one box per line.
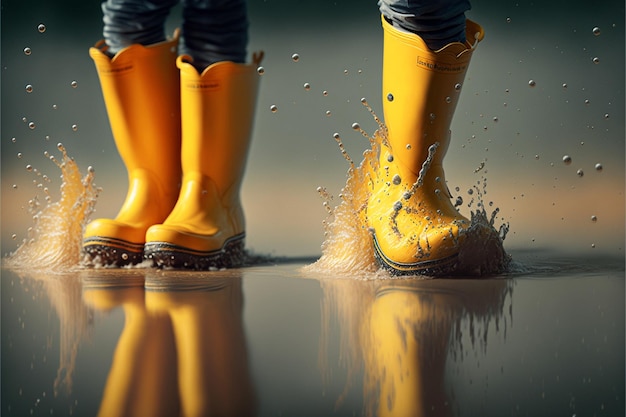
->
[82, 32, 182, 267]
[366, 17, 484, 276]
[144, 53, 263, 269]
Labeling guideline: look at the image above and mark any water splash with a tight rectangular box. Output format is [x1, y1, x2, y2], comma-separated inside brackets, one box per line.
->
[304, 101, 510, 278]
[5, 143, 100, 272]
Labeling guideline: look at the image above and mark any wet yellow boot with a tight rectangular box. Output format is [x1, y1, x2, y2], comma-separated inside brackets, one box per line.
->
[144, 53, 263, 269]
[366, 17, 484, 276]
[82, 32, 182, 266]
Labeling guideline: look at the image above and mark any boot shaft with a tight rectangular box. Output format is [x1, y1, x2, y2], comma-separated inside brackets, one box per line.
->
[381, 17, 483, 177]
[177, 54, 262, 199]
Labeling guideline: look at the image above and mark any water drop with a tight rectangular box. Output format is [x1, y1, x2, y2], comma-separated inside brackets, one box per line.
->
[467, 188, 474, 195]
[303, 82, 311, 91]
[12, 137, 17, 143]
[405, 144, 412, 150]
[37, 24, 46, 33]
[121, 253, 128, 260]
[25, 84, 33, 93]
[528, 79, 536, 87]
[26, 165, 33, 172]
[12, 184, 17, 189]
[325, 110, 331, 116]
[592, 57, 600, 64]
[584, 99, 590, 105]
[270, 104, 277, 113]
[454, 83, 462, 91]
[445, 96, 452, 103]
[322, 90, 328, 96]
[429, 113, 436, 121]
[256, 66, 265, 75]
[52, 104, 58, 110]
[506, 17, 512, 23]
[88, 166, 95, 174]
[387, 154, 394, 162]
[594, 163, 603, 171]
[12, 234, 17, 240]
[455, 196, 463, 207]
[562, 83, 568, 89]
[591, 215, 598, 222]
[24, 47, 32, 55]
[70, 80, 78, 88]
[576, 169, 584, 177]
[387, 93, 394, 101]
[603, 113, 609, 119]
[592, 27, 601, 36]
[291, 53, 300, 62]
[392, 174, 401, 185]
[351, 122, 360, 130]
[562, 155, 572, 165]
[28, 122, 35, 130]
[17, 152, 22, 158]
[71, 124, 78, 131]
[393, 201, 402, 211]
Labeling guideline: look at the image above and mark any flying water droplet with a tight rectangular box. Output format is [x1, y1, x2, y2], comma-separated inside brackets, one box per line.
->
[257, 66, 265, 75]
[592, 27, 601, 36]
[28, 122, 36, 130]
[70, 80, 78, 88]
[576, 169, 584, 177]
[562, 155, 572, 165]
[303, 82, 311, 91]
[594, 163, 603, 171]
[24, 47, 32, 55]
[25, 84, 33, 93]
[392, 174, 401, 185]
[291, 53, 300, 62]
[592, 57, 600, 64]
[37, 24, 46, 33]
[71, 124, 78, 131]
[528, 79, 536, 87]
[270, 104, 278, 113]
[591, 215, 598, 222]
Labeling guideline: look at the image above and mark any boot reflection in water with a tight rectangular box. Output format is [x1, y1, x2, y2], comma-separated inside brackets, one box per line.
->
[318, 277, 512, 417]
[146, 274, 257, 417]
[82, 0, 262, 269]
[82, 273, 256, 417]
[366, 0, 484, 276]
[81, 278, 180, 417]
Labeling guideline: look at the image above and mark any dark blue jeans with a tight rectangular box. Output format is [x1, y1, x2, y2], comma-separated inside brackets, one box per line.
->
[378, 0, 471, 49]
[101, 0, 248, 68]
[100, 0, 470, 69]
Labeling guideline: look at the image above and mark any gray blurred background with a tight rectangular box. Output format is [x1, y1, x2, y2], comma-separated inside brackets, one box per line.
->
[2, 0, 624, 258]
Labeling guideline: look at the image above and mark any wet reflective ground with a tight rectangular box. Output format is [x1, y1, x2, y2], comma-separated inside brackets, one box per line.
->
[2, 249, 624, 417]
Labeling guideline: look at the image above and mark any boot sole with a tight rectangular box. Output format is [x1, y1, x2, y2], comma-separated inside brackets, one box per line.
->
[144, 233, 246, 270]
[82, 237, 145, 267]
[372, 232, 459, 277]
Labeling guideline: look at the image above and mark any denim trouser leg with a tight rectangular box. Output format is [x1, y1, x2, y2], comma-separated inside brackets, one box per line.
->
[378, 0, 472, 50]
[181, 0, 248, 68]
[101, 0, 248, 68]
